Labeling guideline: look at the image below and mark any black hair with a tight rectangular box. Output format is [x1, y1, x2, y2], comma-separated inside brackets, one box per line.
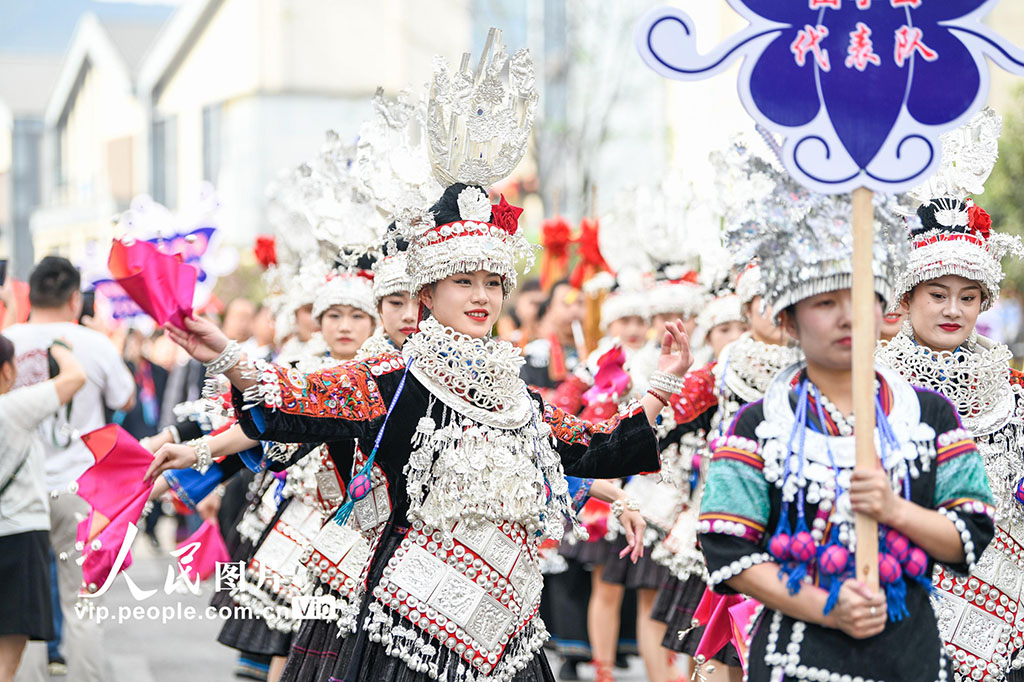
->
[536, 278, 572, 322]
[0, 334, 13, 367]
[915, 200, 969, 236]
[29, 256, 81, 309]
[508, 278, 542, 327]
[430, 183, 493, 225]
[333, 251, 377, 272]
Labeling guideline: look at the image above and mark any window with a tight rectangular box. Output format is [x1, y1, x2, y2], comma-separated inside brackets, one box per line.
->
[107, 136, 133, 207]
[202, 103, 222, 185]
[151, 115, 177, 207]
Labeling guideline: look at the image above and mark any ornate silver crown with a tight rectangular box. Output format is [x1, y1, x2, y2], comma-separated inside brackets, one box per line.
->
[355, 87, 442, 225]
[893, 108, 1024, 309]
[427, 27, 538, 188]
[717, 139, 910, 320]
[906, 107, 1001, 206]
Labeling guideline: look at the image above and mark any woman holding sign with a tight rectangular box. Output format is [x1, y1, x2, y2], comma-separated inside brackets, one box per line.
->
[697, 148, 994, 682]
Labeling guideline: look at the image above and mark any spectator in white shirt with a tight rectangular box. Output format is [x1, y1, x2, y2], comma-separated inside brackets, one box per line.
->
[0, 335, 85, 682]
[5, 257, 134, 682]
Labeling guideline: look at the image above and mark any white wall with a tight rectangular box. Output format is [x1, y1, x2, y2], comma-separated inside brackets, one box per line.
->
[212, 92, 373, 246]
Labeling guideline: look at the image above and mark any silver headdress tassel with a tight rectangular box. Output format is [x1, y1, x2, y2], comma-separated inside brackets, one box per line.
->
[893, 108, 1024, 310]
[717, 139, 910, 320]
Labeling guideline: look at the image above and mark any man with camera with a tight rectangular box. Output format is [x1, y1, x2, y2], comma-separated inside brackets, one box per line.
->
[3, 257, 134, 682]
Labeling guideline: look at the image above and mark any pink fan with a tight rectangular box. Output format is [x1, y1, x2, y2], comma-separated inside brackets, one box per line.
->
[176, 519, 230, 582]
[582, 344, 631, 406]
[75, 425, 155, 593]
[694, 591, 745, 664]
[108, 238, 197, 327]
[728, 598, 760, 672]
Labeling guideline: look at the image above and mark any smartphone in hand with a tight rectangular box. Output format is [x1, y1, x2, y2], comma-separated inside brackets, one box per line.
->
[0, 259, 7, 286]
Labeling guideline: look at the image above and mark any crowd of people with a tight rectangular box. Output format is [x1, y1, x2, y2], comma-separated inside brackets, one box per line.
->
[0, 28, 1019, 682]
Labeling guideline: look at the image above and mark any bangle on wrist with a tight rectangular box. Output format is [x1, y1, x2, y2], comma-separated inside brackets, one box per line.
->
[204, 340, 242, 376]
[166, 425, 182, 445]
[189, 437, 213, 474]
[649, 370, 685, 395]
[610, 498, 641, 518]
[646, 389, 670, 408]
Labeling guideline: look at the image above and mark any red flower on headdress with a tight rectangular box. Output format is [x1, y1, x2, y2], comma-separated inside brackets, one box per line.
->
[491, 195, 524, 235]
[968, 203, 992, 240]
[254, 235, 277, 269]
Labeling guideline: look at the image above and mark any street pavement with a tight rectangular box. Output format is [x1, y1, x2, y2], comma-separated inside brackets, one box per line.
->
[50, 521, 652, 682]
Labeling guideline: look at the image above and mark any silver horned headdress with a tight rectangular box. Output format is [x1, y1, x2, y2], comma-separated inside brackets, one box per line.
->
[426, 27, 537, 188]
[404, 28, 538, 297]
[893, 108, 1024, 310]
[718, 140, 910, 321]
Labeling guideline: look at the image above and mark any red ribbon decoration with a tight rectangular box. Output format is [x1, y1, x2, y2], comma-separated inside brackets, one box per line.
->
[540, 216, 573, 290]
[569, 217, 609, 290]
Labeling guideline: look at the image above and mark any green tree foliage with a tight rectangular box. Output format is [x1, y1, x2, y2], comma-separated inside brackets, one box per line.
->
[981, 86, 1024, 291]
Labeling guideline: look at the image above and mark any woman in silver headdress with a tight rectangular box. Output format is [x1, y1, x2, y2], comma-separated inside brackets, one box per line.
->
[151, 30, 696, 682]
[876, 110, 1024, 682]
[696, 146, 994, 682]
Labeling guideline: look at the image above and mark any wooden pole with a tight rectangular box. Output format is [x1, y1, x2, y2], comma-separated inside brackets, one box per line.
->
[852, 186, 879, 591]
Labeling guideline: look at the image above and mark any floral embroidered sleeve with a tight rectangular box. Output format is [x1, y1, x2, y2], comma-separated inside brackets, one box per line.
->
[541, 397, 660, 479]
[231, 355, 403, 445]
[920, 390, 996, 576]
[698, 401, 774, 594]
[565, 476, 595, 514]
[669, 364, 718, 425]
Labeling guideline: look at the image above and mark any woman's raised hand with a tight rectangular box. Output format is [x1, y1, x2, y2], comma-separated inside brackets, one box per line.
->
[657, 320, 694, 378]
[164, 315, 229, 364]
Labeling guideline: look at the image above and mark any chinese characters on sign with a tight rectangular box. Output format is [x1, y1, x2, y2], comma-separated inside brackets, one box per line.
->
[791, 21, 937, 73]
[636, 0, 1024, 193]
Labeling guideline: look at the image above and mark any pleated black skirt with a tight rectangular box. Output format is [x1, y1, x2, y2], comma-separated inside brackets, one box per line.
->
[0, 531, 54, 640]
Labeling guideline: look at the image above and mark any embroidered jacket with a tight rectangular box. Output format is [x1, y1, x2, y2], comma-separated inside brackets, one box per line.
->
[699, 367, 994, 682]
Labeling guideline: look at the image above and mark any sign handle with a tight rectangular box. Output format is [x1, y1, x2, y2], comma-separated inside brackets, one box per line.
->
[852, 186, 879, 591]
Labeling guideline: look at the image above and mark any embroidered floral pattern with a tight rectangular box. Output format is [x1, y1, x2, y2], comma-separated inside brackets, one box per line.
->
[669, 365, 717, 424]
[244, 356, 404, 421]
[542, 400, 644, 447]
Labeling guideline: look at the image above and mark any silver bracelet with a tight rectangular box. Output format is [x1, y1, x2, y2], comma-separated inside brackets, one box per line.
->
[610, 498, 641, 518]
[204, 340, 242, 376]
[649, 370, 685, 395]
[166, 425, 182, 444]
[189, 437, 212, 474]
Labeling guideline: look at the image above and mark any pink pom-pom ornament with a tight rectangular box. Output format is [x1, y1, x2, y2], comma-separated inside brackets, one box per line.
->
[903, 547, 928, 578]
[790, 531, 817, 563]
[348, 473, 373, 500]
[878, 553, 903, 584]
[885, 529, 911, 563]
[819, 545, 850, 576]
[769, 533, 792, 561]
